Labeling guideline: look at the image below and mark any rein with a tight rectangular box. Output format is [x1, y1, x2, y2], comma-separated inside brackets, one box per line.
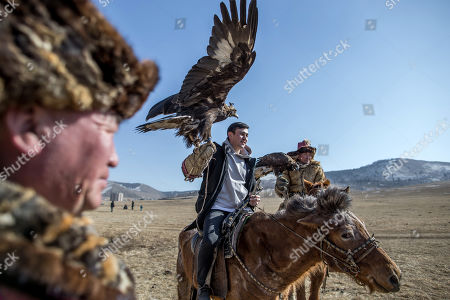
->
[231, 206, 379, 295]
[230, 246, 282, 294]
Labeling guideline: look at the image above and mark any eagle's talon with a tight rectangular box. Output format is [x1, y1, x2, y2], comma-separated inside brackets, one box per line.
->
[193, 139, 201, 149]
[207, 139, 216, 152]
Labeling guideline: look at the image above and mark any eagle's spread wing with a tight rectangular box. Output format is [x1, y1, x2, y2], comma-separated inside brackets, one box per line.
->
[255, 152, 298, 178]
[177, 0, 258, 107]
[256, 152, 296, 168]
[136, 0, 258, 148]
[254, 166, 273, 181]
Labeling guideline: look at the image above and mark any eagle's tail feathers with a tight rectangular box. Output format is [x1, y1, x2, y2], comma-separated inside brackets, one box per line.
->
[145, 94, 179, 121]
[136, 115, 190, 133]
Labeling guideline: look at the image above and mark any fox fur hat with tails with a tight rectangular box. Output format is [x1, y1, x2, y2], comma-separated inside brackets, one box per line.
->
[0, 0, 159, 119]
[287, 139, 317, 158]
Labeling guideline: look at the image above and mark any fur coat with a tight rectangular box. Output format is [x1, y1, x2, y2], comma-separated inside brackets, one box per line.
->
[0, 181, 136, 300]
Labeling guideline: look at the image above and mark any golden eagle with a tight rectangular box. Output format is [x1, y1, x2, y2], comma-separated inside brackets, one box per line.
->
[136, 0, 258, 148]
[254, 152, 299, 180]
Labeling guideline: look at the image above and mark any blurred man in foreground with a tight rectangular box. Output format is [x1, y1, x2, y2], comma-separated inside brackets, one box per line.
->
[0, 0, 158, 299]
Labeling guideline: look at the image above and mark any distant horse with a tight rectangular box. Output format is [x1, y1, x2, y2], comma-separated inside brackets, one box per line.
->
[303, 179, 332, 196]
[177, 187, 401, 299]
[277, 179, 331, 211]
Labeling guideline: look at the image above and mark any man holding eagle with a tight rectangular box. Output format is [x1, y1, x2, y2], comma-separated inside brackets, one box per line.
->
[255, 139, 327, 208]
[275, 140, 326, 197]
[136, 0, 262, 297]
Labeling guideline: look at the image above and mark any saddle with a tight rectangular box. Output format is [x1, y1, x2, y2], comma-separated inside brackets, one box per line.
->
[190, 208, 254, 299]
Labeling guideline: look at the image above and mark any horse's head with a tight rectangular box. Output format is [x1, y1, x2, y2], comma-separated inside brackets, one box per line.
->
[287, 187, 401, 293]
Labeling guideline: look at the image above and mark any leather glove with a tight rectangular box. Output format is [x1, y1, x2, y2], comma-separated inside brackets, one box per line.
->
[182, 142, 216, 181]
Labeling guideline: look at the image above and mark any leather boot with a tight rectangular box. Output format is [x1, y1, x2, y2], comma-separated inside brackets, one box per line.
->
[198, 285, 211, 300]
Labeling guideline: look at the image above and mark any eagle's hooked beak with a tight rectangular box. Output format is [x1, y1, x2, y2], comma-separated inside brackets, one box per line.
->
[227, 102, 238, 118]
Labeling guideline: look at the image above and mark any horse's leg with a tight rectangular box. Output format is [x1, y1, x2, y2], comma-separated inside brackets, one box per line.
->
[308, 265, 327, 300]
[177, 249, 191, 300]
[177, 230, 198, 300]
[294, 279, 306, 300]
[288, 286, 297, 300]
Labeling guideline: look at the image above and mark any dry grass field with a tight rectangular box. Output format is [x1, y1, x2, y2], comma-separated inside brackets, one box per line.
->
[86, 181, 450, 300]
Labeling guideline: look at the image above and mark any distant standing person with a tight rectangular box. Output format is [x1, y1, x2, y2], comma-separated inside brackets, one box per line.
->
[110, 200, 115, 212]
[131, 200, 135, 210]
[140, 205, 143, 211]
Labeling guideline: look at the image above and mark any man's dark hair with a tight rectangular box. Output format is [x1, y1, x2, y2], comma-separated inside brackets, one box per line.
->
[227, 122, 249, 134]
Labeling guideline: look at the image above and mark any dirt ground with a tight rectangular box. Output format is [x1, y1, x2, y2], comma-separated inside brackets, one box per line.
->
[86, 181, 450, 300]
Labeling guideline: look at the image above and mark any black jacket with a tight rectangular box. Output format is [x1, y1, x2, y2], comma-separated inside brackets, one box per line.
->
[185, 142, 256, 232]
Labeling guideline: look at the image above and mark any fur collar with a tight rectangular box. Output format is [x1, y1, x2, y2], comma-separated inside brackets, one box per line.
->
[298, 160, 321, 168]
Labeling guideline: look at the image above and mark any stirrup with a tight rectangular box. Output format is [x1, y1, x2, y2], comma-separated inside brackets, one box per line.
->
[198, 285, 212, 299]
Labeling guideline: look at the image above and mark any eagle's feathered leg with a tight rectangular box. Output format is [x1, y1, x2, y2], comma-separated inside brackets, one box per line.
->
[200, 114, 215, 143]
[187, 133, 200, 148]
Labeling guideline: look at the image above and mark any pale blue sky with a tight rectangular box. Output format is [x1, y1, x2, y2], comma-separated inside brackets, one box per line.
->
[94, 0, 450, 191]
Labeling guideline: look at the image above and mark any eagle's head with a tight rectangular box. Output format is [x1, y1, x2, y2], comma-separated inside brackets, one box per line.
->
[225, 102, 238, 118]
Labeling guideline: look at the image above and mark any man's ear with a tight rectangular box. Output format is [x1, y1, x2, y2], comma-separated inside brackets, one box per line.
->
[227, 131, 233, 140]
[5, 108, 45, 156]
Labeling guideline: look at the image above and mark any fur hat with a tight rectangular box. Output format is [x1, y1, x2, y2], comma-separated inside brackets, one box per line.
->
[0, 0, 159, 119]
[287, 139, 316, 158]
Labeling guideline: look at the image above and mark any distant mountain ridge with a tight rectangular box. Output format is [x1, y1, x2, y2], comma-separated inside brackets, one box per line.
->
[103, 159, 450, 199]
[260, 158, 450, 192]
[326, 159, 450, 190]
[102, 181, 197, 200]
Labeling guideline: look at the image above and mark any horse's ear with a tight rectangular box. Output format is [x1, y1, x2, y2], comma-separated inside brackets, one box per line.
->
[343, 186, 350, 193]
[323, 179, 331, 187]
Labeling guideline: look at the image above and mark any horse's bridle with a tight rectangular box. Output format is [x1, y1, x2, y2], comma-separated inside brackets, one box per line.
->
[320, 234, 380, 277]
[264, 209, 380, 277]
[232, 207, 380, 294]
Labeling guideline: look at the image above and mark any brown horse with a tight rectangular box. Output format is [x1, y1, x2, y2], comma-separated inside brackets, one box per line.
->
[177, 187, 401, 299]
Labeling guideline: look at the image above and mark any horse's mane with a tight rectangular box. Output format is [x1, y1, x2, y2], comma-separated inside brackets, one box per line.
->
[284, 187, 352, 216]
